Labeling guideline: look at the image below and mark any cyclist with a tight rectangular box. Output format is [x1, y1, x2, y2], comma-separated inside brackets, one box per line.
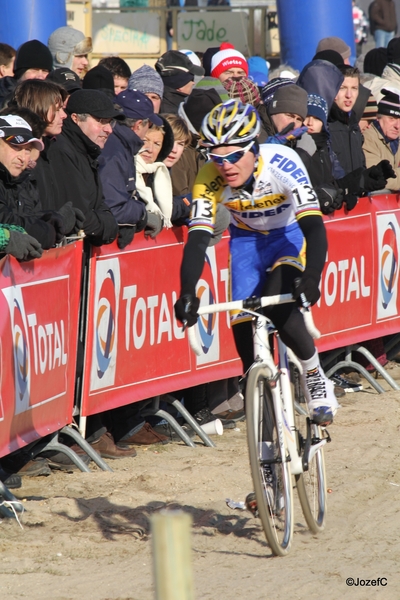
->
[174, 99, 339, 426]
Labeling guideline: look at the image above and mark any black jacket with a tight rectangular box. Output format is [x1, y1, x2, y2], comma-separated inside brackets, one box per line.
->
[160, 87, 188, 115]
[31, 136, 62, 212]
[47, 116, 118, 246]
[328, 103, 365, 174]
[297, 132, 336, 188]
[0, 76, 17, 109]
[0, 163, 57, 248]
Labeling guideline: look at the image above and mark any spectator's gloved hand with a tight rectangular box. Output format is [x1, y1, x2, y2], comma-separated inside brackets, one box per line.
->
[57, 201, 86, 234]
[144, 212, 163, 239]
[5, 230, 43, 261]
[266, 123, 309, 145]
[117, 225, 135, 250]
[40, 211, 65, 243]
[72, 207, 85, 233]
[316, 186, 344, 214]
[376, 159, 396, 180]
[174, 293, 200, 328]
[292, 267, 321, 306]
[362, 164, 388, 192]
[344, 193, 358, 211]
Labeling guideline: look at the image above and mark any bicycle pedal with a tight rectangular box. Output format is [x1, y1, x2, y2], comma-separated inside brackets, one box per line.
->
[245, 492, 258, 517]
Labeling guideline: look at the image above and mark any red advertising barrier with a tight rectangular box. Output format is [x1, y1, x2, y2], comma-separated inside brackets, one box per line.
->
[0, 242, 83, 458]
[81, 193, 400, 417]
[81, 228, 242, 417]
[314, 193, 400, 351]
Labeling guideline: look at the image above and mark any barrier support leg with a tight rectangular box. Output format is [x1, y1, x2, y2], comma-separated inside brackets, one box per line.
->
[59, 426, 113, 472]
[141, 397, 196, 448]
[325, 359, 385, 394]
[31, 429, 113, 473]
[349, 345, 400, 391]
[163, 394, 216, 448]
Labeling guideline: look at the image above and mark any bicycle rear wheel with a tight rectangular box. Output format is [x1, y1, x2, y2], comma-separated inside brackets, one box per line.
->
[292, 366, 327, 533]
[246, 364, 294, 556]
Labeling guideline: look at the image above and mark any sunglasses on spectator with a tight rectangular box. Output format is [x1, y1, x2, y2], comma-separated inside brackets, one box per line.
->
[91, 116, 116, 127]
[208, 141, 255, 166]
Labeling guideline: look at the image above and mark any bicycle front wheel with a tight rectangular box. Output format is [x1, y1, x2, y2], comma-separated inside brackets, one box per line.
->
[246, 364, 294, 556]
[294, 397, 327, 533]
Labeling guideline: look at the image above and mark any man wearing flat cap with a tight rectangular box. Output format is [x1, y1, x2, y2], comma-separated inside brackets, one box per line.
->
[363, 87, 400, 191]
[47, 89, 122, 246]
[155, 50, 204, 113]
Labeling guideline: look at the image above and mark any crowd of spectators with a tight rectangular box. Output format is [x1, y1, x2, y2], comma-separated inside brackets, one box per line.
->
[0, 25, 399, 488]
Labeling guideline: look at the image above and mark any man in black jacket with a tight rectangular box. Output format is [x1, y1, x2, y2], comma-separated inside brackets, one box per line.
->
[328, 64, 394, 207]
[48, 89, 122, 246]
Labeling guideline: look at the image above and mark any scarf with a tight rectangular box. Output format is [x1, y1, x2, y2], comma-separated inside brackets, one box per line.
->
[135, 154, 173, 228]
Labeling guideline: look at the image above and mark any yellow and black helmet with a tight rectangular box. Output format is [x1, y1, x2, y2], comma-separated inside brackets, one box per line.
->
[200, 99, 261, 147]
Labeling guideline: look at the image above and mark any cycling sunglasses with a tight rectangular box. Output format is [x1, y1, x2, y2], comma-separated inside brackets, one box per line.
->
[208, 141, 255, 166]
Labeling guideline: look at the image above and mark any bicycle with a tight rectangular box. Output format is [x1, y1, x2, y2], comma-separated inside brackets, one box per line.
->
[187, 293, 331, 556]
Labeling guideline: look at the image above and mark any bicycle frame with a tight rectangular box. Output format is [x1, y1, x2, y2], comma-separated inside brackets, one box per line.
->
[188, 294, 328, 474]
[251, 312, 304, 476]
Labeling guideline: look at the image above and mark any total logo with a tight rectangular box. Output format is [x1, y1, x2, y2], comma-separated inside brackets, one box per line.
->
[380, 221, 398, 309]
[195, 247, 220, 364]
[2, 286, 31, 415]
[91, 258, 121, 390]
[376, 214, 400, 319]
[96, 269, 117, 378]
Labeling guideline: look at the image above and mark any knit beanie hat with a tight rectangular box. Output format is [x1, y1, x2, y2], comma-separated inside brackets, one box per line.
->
[269, 85, 308, 120]
[364, 47, 388, 76]
[129, 64, 164, 99]
[361, 94, 378, 121]
[312, 49, 344, 67]
[14, 40, 53, 80]
[202, 46, 219, 76]
[48, 26, 92, 70]
[315, 36, 351, 61]
[378, 87, 400, 118]
[307, 93, 328, 128]
[261, 78, 294, 107]
[210, 43, 248, 79]
[247, 55, 269, 87]
[222, 77, 261, 106]
[82, 65, 114, 99]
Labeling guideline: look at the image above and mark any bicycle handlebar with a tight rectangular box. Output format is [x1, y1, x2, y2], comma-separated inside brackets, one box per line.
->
[187, 294, 320, 356]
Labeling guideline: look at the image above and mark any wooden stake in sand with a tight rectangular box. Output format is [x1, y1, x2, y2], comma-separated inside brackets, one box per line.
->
[151, 510, 194, 600]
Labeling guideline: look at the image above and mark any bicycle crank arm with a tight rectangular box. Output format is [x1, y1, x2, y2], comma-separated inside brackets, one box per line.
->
[307, 439, 327, 465]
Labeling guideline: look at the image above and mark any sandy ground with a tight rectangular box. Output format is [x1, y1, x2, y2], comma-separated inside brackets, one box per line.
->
[1, 366, 400, 600]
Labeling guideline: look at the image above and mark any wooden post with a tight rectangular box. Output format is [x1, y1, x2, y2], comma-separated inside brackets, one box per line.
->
[151, 510, 195, 600]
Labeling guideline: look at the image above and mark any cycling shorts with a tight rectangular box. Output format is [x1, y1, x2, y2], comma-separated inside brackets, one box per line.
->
[229, 223, 305, 321]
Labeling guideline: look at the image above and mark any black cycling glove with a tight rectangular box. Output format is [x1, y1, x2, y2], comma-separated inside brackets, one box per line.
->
[292, 267, 321, 306]
[174, 293, 200, 328]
